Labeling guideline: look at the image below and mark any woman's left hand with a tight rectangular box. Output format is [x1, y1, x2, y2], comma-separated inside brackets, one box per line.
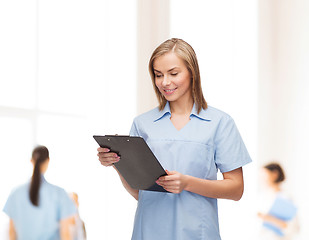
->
[156, 170, 188, 194]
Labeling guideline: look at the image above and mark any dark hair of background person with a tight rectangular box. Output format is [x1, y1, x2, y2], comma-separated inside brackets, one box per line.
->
[264, 162, 285, 183]
[29, 145, 49, 206]
[148, 38, 207, 114]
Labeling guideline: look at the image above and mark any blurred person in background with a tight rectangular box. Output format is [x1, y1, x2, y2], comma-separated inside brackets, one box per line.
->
[69, 192, 86, 240]
[2, 145, 76, 240]
[257, 162, 300, 239]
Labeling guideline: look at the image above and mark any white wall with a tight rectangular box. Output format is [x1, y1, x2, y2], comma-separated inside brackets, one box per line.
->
[137, 0, 170, 114]
[259, 1, 309, 239]
[0, 0, 137, 239]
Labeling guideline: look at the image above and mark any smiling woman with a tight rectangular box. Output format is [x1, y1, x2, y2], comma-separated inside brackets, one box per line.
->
[97, 38, 252, 240]
[150, 39, 207, 131]
[149, 39, 207, 114]
[153, 52, 193, 108]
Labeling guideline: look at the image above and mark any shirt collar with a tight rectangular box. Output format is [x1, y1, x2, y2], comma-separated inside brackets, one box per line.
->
[154, 102, 171, 122]
[153, 102, 211, 122]
[41, 174, 49, 184]
[190, 104, 211, 121]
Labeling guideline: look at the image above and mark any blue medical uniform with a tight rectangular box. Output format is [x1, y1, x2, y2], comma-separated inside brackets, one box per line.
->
[3, 176, 76, 240]
[129, 103, 252, 240]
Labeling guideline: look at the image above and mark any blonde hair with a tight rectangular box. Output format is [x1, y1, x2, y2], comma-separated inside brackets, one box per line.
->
[148, 38, 207, 113]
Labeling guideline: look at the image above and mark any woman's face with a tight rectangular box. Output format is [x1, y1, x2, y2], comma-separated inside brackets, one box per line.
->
[153, 52, 192, 104]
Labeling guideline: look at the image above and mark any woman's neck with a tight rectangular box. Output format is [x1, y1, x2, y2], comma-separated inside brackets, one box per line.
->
[270, 183, 281, 192]
[169, 98, 194, 116]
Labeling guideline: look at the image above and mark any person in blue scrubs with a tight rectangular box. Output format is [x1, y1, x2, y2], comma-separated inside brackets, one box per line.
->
[3, 146, 76, 240]
[257, 163, 299, 239]
[97, 38, 252, 240]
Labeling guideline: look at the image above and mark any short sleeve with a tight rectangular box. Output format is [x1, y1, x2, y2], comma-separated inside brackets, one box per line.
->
[129, 119, 140, 137]
[57, 189, 76, 220]
[214, 115, 252, 173]
[3, 190, 18, 220]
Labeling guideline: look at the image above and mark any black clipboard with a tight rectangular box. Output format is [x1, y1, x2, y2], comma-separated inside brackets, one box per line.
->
[93, 135, 167, 192]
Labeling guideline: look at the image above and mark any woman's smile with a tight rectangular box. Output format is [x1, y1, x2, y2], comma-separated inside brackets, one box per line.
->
[163, 87, 177, 95]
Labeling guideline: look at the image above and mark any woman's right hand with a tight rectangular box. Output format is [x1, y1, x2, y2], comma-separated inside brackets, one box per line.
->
[97, 147, 138, 200]
[97, 148, 120, 167]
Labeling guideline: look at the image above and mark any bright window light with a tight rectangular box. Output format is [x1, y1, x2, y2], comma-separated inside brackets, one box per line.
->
[0, 0, 137, 239]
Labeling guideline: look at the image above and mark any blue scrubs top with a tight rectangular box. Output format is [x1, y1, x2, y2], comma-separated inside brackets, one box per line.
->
[129, 103, 252, 240]
[3, 176, 76, 240]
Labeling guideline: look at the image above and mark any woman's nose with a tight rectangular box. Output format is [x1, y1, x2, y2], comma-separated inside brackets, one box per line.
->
[162, 76, 171, 86]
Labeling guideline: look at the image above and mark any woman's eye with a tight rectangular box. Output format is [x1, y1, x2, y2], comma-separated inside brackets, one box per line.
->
[171, 73, 178, 76]
[155, 74, 163, 78]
